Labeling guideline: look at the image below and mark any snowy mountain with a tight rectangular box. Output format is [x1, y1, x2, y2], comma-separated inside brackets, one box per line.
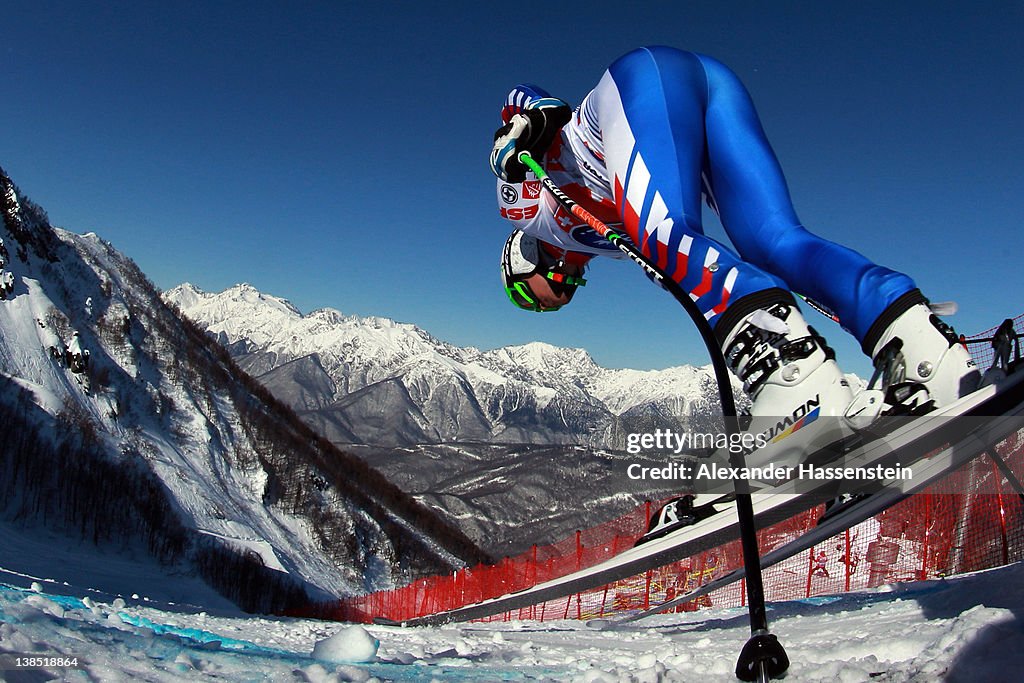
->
[164, 283, 734, 449]
[161, 284, 750, 556]
[0, 165, 486, 612]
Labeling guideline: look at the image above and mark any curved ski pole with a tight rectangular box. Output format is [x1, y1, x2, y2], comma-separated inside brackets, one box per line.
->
[518, 151, 787, 681]
[516, 152, 736, 416]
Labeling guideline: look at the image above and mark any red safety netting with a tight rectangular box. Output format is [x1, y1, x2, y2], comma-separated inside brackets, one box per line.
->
[309, 315, 1024, 624]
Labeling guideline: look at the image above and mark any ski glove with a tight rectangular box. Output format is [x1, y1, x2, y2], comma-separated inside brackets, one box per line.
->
[490, 99, 573, 183]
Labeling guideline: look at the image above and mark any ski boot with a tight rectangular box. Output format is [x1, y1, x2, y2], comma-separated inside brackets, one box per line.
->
[720, 297, 856, 471]
[635, 296, 856, 546]
[866, 295, 981, 414]
[635, 494, 722, 546]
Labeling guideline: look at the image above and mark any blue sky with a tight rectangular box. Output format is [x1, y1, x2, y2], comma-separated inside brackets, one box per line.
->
[2, 1, 1021, 374]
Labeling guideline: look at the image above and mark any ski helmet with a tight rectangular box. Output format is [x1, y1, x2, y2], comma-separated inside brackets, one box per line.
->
[500, 230, 586, 312]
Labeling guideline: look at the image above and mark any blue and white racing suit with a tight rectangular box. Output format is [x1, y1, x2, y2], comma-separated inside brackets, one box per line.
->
[496, 46, 919, 347]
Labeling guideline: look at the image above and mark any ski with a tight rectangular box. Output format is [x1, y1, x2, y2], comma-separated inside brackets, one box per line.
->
[815, 493, 872, 525]
[589, 477, 911, 629]
[390, 371, 1024, 628]
[595, 378, 1024, 630]
[635, 494, 733, 546]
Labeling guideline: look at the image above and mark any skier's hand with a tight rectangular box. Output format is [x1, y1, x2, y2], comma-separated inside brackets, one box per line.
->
[490, 100, 572, 182]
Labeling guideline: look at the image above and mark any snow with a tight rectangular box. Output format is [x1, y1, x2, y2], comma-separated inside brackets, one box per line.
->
[5, 172, 1016, 681]
[162, 283, 759, 451]
[0, 521, 236, 612]
[312, 626, 380, 664]
[197, 528, 289, 574]
[3, 522, 1024, 683]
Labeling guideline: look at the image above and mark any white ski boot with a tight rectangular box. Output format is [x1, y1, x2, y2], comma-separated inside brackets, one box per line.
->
[868, 301, 981, 414]
[635, 298, 856, 547]
[720, 299, 856, 471]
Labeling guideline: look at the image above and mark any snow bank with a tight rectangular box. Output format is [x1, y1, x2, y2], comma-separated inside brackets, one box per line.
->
[5, 560, 1024, 681]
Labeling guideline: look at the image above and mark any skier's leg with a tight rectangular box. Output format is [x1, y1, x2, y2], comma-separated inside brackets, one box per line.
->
[593, 47, 786, 325]
[596, 47, 853, 466]
[696, 53, 917, 344]
[697, 54, 978, 408]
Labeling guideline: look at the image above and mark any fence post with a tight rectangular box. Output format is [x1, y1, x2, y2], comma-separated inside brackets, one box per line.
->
[576, 530, 583, 571]
[805, 547, 815, 598]
[992, 460, 1010, 565]
[531, 544, 539, 589]
[844, 529, 852, 593]
[920, 493, 932, 580]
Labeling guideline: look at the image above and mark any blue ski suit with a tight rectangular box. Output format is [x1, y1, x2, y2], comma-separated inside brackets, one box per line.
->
[497, 46, 918, 346]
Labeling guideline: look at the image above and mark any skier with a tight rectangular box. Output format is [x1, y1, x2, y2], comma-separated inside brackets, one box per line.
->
[492, 46, 980, 459]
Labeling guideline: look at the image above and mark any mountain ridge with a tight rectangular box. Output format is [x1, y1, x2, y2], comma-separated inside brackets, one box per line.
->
[165, 282, 730, 448]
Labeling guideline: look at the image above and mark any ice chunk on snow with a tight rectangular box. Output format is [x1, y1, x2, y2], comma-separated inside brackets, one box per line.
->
[25, 594, 64, 619]
[311, 625, 379, 663]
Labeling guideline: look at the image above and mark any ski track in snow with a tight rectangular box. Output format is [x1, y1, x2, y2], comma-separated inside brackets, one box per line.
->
[3, 549, 1024, 682]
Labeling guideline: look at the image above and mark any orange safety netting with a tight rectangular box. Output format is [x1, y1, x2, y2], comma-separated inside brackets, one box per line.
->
[312, 315, 1024, 624]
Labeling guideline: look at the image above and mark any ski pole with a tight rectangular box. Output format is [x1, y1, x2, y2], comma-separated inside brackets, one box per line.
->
[518, 151, 789, 682]
[797, 293, 840, 324]
[515, 152, 736, 416]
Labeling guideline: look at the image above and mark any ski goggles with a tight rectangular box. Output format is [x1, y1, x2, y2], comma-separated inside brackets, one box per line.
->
[504, 270, 587, 312]
[501, 229, 586, 312]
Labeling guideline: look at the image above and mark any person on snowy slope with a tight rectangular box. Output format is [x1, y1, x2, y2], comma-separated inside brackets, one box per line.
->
[492, 46, 979, 456]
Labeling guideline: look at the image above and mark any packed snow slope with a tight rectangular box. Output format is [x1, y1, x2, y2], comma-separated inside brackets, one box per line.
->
[0, 164, 486, 612]
[165, 283, 736, 448]
[4, 530, 1024, 682]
